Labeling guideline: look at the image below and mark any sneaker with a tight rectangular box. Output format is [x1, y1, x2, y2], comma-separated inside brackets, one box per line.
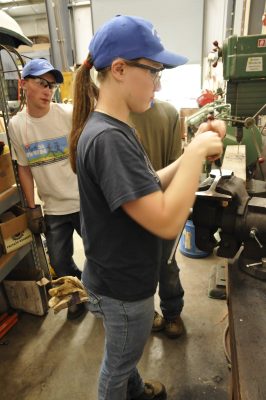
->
[165, 315, 184, 339]
[67, 302, 86, 320]
[132, 380, 167, 400]
[152, 311, 166, 332]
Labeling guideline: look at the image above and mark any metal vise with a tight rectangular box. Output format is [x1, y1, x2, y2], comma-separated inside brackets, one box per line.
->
[192, 172, 266, 280]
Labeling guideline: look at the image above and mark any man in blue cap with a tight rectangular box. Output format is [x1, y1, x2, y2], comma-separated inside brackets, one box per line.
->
[9, 58, 86, 320]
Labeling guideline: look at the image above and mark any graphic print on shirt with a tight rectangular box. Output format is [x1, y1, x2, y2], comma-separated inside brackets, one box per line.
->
[24, 136, 68, 167]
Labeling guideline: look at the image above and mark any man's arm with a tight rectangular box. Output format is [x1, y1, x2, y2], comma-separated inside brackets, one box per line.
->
[18, 165, 35, 208]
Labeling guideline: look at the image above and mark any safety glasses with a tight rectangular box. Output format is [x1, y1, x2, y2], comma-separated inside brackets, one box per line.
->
[26, 76, 59, 92]
[124, 60, 164, 85]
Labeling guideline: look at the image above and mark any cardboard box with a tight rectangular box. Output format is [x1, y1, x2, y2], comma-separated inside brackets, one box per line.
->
[3, 278, 49, 316]
[0, 206, 32, 254]
[0, 149, 16, 194]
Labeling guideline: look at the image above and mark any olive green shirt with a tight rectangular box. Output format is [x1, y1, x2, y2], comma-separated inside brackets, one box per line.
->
[130, 99, 181, 170]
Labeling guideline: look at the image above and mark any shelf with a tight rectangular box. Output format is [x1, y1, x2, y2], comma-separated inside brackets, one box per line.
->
[0, 186, 20, 215]
[0, 243, 31, 281]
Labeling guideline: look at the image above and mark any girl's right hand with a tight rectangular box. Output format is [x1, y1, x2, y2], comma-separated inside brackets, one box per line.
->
[188, 130, 223, 161]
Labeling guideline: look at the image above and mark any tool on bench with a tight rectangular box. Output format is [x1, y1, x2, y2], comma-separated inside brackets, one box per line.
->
[196, 169, 233, 199]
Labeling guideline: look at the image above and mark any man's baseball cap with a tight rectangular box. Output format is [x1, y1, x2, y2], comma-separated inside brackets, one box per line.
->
[22, 59, 64, 83]
[89, 15, 188, 70]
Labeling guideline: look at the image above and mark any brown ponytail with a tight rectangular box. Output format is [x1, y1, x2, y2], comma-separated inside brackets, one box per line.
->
[69, 54, 99, 173]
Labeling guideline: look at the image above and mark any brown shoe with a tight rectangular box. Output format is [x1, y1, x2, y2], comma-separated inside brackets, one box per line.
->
[165, 315, 184, 338]
[132, 380, 167, 399]
[152, 311, 166, 332]
[67, 303, 86, 320]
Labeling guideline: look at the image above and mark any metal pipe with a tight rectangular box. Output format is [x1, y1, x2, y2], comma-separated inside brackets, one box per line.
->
[68, 0, 91, 7]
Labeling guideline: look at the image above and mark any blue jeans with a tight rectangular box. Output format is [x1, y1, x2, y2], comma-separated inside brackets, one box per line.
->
[44, 212, 82, 278]
[159, 239, 184, 320]
[86, 290, 154, 400]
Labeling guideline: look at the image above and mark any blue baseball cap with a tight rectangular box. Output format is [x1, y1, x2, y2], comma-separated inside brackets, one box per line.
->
[89, 15, 188, 70]
[22, 58, 63, 83]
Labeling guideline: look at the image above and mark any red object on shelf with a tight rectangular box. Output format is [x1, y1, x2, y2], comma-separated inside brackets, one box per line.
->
[197, 90, 217, 107]
[262, 13, 266, 26]
[0, 312, 8, 324]
[0, 313, 18, 339]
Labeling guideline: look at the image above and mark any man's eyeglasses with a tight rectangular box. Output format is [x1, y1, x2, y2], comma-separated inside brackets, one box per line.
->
[26, 76, 59, 92]
[124, 61, 164, 85]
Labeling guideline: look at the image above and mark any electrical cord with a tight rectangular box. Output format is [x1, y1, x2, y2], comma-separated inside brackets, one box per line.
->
[223, 322, 232, 370]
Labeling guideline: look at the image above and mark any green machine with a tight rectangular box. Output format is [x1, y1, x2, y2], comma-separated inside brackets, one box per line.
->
[223, 34, 266, 118]
[187, 33, 266, 174]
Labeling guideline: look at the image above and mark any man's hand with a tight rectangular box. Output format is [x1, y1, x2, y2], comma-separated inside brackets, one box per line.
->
[25, 205, 46, 234]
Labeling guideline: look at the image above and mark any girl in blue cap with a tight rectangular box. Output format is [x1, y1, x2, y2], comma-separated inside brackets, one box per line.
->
[69, 15, 225, 400]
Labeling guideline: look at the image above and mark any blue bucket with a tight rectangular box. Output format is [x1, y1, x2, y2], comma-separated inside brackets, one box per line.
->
[180, 220, 209, 258]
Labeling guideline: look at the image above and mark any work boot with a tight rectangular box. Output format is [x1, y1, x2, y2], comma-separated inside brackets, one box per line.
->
[165, 315, 184, 339]
[67, 302, 86, 320]
[152, 311, 166, 332]
[132, 380, 167, 400]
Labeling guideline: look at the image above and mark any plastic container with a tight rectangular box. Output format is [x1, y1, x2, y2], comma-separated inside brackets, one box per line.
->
[179, 219, 209, 258]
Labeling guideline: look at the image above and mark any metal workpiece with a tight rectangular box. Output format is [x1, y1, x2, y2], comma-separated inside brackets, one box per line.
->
[196, 169, 233, 200]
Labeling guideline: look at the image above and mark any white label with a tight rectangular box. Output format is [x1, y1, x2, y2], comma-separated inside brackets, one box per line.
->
[246, 57, 263, 72]
[4, 229, 32, 253]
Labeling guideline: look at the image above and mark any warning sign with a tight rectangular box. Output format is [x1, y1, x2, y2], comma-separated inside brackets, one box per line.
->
[246, 57, 263, 72]
[258, 38, 266, 47]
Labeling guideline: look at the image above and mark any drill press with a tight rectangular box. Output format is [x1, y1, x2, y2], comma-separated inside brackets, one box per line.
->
[191, 33, 266, 281]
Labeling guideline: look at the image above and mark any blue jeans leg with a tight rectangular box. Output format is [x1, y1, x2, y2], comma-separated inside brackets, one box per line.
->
[159, 239, 184, 320]
[86, 291, 154, 400]
[44, 212, 82, 278]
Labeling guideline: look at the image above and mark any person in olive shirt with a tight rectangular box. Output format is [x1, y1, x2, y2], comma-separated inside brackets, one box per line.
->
[130, 99, 185, 338]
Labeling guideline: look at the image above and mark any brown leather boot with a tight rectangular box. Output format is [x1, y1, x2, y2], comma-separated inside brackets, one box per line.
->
[165, 315, 184, 339]
[132, 380, 167, 399]
[151, 311, 166, 332]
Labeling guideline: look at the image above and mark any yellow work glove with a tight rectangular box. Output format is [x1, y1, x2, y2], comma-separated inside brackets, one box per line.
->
[48, 276, 89, 314]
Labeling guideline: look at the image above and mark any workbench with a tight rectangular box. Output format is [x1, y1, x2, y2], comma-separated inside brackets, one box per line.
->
[228, 257, 266, 399]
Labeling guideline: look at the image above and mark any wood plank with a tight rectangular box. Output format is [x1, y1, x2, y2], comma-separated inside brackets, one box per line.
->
[222, 145, 246, 181]
[228, 258, 266, 399]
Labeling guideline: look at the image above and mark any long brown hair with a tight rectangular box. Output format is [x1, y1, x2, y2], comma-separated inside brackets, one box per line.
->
[69, 54, 99, 173]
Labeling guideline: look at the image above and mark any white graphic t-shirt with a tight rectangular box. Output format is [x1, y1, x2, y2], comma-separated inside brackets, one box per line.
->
[9, 103, 80, 215]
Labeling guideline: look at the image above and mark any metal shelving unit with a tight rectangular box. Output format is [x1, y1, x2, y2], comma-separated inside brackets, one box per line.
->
[0, 244, 31, 281]
[0, 41, 50, 299]
[0, 186, 20, 214]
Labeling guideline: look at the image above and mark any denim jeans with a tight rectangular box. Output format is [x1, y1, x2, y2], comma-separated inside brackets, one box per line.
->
[86, 290, 154, 400]
[159, 239, 184, 320]
[44, 212, 82, 278]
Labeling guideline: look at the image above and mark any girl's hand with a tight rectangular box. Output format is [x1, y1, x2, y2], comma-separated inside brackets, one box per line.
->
[196, 119, 226, 139]
[190, 130, 223, 160]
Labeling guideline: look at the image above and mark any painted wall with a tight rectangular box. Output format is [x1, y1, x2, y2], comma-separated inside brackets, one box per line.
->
[90, 0, 204, 64]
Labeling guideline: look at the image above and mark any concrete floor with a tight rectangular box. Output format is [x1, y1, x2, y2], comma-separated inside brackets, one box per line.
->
[0, 237, 230, 400]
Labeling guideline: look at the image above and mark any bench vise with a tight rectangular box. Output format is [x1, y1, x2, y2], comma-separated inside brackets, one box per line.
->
[192, 171, 266, 280]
